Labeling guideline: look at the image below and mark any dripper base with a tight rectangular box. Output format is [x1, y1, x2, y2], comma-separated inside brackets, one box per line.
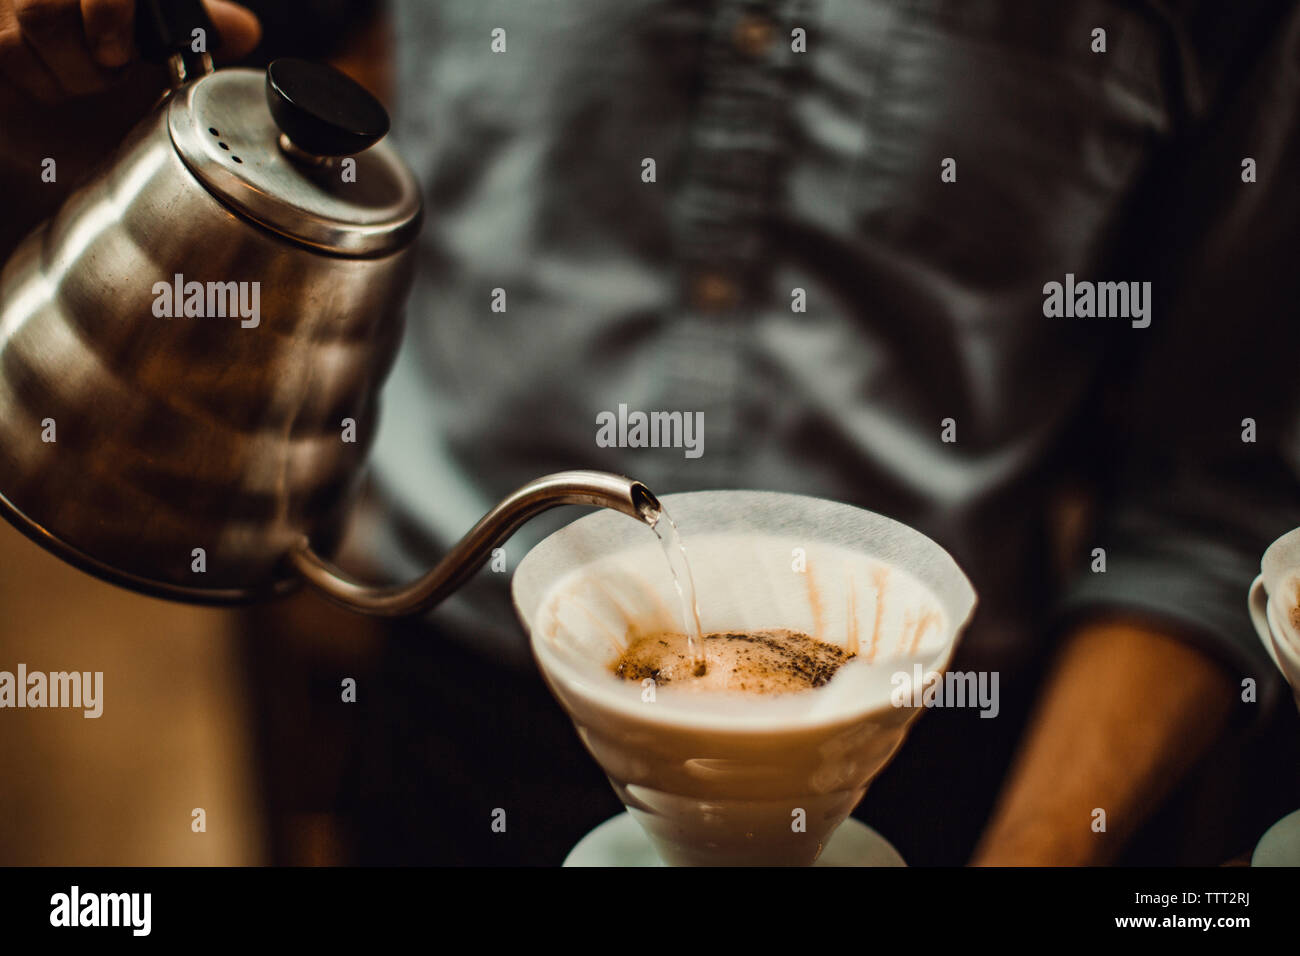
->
[562, 812, 905, 867]
[1252, 807, 1300, 866]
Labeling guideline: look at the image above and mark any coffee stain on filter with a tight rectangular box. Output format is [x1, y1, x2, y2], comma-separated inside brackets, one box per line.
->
[896, 609, 916, 657]
[866, 564, 890, 663]
[1290, 575, 1300, 637]
[586, 577, 636, 651]
[845, 573, 859, 656]
[590, 566, 680, 644]
[908, 608, 940, 656]
[545, 581, 626, 657]
[804, 558, 825, 641]
[547, 568, 679, 657]
[570, 599, 627, 657]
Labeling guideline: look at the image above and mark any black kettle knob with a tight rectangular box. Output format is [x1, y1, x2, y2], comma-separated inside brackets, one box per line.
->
[266, 58, 390, 158]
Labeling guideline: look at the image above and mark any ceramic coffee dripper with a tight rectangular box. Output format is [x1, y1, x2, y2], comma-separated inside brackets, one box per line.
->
[0, 0, 660, 614]
[513, 490, 978, 866]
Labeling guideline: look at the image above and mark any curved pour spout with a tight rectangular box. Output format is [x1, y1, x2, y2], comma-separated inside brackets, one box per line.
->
[289, 470, 661, 617]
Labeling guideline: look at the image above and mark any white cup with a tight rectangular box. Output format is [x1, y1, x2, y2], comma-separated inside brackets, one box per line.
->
[1248, 526, 1300, 702]
[512, 490, 977, 866]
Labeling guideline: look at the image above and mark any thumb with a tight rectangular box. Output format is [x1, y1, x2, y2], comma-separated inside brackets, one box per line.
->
[204, 0, 261, 60]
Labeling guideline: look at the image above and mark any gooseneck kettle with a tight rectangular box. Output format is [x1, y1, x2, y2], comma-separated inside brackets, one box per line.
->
[0, 0, 658, 615]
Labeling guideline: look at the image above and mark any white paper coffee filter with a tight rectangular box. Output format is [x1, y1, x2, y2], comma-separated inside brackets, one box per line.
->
[514, 490, 978, 723]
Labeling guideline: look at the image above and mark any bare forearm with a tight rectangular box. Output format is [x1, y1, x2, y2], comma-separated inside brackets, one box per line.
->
[972, 618, 1234, 865]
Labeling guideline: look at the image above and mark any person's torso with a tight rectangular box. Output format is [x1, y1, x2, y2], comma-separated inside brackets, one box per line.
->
[363, 0, 1185, 670]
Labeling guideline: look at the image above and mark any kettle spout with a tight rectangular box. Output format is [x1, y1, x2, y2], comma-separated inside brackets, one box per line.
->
[289, 471, 662, 617]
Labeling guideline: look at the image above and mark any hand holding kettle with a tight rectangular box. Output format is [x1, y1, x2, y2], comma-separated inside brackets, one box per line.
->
[0, 0, 259, 102]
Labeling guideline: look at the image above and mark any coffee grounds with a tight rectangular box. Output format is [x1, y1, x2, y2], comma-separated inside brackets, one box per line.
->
[612, 628, 855, 694]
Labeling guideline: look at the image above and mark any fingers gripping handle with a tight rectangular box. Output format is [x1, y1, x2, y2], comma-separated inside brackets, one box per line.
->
[134, 0, 219, 82]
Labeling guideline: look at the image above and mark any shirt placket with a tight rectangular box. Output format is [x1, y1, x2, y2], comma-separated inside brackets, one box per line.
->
[667, 0, 806, 487]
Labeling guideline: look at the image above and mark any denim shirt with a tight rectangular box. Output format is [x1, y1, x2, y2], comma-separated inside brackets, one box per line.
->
[356, 0, 1300, 696]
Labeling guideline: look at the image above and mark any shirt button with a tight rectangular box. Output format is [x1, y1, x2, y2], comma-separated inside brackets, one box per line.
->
[733, 14, 776, 58]
[690, 271, 741, 312]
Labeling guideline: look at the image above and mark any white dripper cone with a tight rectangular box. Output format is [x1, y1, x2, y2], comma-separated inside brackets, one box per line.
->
[513, 490, 977, 866]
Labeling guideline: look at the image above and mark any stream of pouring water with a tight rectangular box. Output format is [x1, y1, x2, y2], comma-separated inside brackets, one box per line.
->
[642, 503, 707, 674]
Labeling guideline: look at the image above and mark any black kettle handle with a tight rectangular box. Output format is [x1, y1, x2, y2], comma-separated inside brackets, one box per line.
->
[134, 0, 220, 73]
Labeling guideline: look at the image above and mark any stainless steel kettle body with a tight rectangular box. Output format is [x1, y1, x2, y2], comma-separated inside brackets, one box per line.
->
[0, 42, 659, 614]
[0, 70, 418, 601]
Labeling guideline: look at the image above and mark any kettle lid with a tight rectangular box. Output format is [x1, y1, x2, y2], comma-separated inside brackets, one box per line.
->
[167, 60, 422, 257]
